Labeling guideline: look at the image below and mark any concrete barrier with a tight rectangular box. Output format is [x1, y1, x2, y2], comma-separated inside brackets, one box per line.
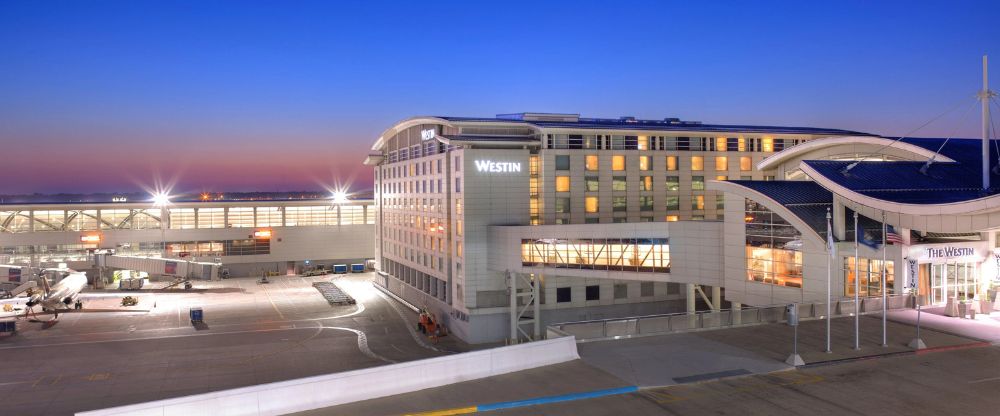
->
[77, 337, 580, 416]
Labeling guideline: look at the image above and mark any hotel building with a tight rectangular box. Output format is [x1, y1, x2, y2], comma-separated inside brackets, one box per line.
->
[365, 113, 874, 343]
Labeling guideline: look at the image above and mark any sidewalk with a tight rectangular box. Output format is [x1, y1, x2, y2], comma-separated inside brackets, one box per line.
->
[887, 308, 1000, 343]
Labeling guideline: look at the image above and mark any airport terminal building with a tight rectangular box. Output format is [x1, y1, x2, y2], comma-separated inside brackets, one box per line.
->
[364, 113, 912, 343]
[0, 199, 376, 282]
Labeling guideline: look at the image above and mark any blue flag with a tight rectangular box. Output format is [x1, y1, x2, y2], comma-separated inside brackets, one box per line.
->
[856, 219, 880, 250]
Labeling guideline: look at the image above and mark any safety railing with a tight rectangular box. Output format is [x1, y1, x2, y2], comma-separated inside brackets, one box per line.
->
[548, 294, 913, 342]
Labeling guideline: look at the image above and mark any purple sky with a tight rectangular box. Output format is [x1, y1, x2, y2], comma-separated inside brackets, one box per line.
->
[2, 0, 999, 195]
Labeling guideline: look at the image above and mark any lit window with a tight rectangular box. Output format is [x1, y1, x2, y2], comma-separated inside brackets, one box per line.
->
[716, 137, 727, 151]
[556, 176, 571, 192]
[639, 176, 653, 191]
[740, 156, 752, 171]
[585, 197, 599, 213]
[716, 175, 728, 181]
[715, 156, 728, 171]
[693, 195, 705, 210]
[666, 215, 679, 222]
[638, 136, 649, 150]
[639, 156, 652, 171]
[691, 156, 704, 171]
[585, 176, 599, 192]
[666, 156, 678, 171]
[585, 155, 599, 171]
[612, 155, 626, 171]
[762, 137, 774, 152]
[666, 196, 679, 210]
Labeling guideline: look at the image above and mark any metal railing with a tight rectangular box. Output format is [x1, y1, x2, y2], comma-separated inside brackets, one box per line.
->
[547, 294, 913, 342]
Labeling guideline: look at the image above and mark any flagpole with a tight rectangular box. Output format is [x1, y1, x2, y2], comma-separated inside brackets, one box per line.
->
[881, 212, 888, 347]
[825, 208, 833, 353]
[854, 210, 860, 350]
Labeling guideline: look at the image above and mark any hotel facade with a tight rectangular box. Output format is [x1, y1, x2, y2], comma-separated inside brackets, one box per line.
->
[365, 113, 895, 343]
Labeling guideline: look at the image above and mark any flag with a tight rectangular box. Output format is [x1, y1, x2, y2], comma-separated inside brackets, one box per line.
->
[886, 226, 903, 244]
[856, 218, 880, 250]
[827, 218, 836, 257]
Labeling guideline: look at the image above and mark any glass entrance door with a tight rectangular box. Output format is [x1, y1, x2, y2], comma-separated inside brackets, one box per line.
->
[928, 261, 979, 305]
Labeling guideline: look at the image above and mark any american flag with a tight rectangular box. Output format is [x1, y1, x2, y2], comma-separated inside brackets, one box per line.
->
[886, 226, 903, 244]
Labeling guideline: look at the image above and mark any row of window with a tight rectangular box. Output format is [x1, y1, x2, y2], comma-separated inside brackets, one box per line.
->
[546, 135, 799, 152]
[556, 175, 744, 192]
[554, 282, 664, 303]
[383, 258, 449, 303]
[522, 238, 671, 273]
[555, 155, 754, 172]
[554, 194, 725, 213]
[165, 239, 271, 257]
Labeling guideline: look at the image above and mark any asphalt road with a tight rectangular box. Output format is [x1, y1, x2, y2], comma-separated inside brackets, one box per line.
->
[0, 273, 447, 415]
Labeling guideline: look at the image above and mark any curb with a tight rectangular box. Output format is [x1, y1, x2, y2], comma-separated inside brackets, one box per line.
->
[800, 341, 991, 368]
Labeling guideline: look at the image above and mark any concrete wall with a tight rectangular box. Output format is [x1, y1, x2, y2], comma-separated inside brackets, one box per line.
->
[77, 336, 580, 416]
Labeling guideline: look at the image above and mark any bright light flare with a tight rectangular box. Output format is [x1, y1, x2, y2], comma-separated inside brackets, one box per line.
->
[152, 192, 171, 206]
[332, 191, 349, 204]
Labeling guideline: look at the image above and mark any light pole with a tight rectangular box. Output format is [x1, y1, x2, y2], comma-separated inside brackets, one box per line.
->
[153, 192, 171, 257]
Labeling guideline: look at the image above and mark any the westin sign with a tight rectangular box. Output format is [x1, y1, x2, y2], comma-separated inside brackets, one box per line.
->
[475, 160, 522, 173]
[924, 246, 976, 259]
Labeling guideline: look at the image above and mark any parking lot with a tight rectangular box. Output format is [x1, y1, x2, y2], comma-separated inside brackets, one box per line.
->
[0, 272, 453, 415]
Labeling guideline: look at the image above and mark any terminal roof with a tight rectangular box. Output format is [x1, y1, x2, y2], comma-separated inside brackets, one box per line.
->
[728, 180, 833, 238]
[802, 137, 1000, 205]
[437, 115, 872, 136]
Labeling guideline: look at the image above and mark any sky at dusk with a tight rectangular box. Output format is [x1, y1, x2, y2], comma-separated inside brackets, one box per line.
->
[2, 0, 999, 195]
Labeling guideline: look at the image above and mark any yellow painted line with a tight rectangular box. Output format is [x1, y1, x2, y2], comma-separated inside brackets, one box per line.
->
[405, 406, 478, 416]
[260, 285, 286, 320]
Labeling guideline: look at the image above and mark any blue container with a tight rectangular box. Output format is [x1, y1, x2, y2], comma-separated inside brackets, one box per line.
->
[189, 307, 203, 322]
[351, 264, 365, 273]
[333, 264, 348, 274]
[0, 321, 16, 333]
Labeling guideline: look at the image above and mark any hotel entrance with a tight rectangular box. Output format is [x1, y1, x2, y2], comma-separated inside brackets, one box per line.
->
[924, 262, 979, 305]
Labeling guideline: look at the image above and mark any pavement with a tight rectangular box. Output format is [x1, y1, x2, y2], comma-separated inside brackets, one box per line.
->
[888, 307, 1000, 343]
[0, 273, 454, 416]
[307, 313, 989, 416]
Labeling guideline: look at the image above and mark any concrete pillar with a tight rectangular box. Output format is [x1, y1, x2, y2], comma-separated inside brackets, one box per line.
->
[732, 302, 742, 325]
[686, 283, 696, 313]
[712, 286, 722, 310]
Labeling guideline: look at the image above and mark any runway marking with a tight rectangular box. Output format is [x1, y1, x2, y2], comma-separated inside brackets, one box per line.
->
[640, 371, 825, 404]
[86, 372, 112, 381]
[260, 284, 285, 320]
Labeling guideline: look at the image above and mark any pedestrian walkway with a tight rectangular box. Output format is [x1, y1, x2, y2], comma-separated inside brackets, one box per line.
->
[888, 308, 1000, 343]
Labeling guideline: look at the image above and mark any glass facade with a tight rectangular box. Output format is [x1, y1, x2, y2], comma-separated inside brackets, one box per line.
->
[844, 257, 895, 297]
[745, 199, 803, 288]
[521, 238, 670, 272]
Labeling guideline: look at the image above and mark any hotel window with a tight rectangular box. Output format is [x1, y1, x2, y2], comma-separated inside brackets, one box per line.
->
[716, 194, 725, 209]
[586, 285, 600, 301]
[715, 156, 728, 171]
[665, 215, 679, 222]
[639, 176, 653, 191]
[585, 176, 599, 192]
[762, 137, 774, 152]
[612, 155, 626, 171]
[613, 217, 627, 223]
[666, 176, 680, 191]
[584, 135, 598, 149]
[692, 215, 705, 220]
[716, 137, 727, 152]
[639, 155, 652, 171]
[691, 156, 704, 171]
[530, 155, 539, 175]
[845, 257, 895, 297]
[612, 176, 627, 192]
[637, 136, 649, 150]
[455, 156, 461, 170]
[745, 198, 803, 288]
[556, 176, 571, 192]
[555, 198, 571, 213]
[455, 178, 462, 193]
[555, 155, 570, 170]
[692, 176, 705, 190]
[612, 196, 627, 212]
[666, 196, 679, 210]
[740, 156, 752, 171]
[666, 156, 678, 171]
[585, 197, 599, 213]
[585, 155, 599, 171]
[640, 196, 654, 211]
[716, 175, 728, 181]
[693, 195, 705, 210]
[586, 217, 600, 224]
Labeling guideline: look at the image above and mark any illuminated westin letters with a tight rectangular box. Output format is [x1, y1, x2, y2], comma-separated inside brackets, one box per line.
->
[924, 246, 975, 259]
[475, 160, 522, 173]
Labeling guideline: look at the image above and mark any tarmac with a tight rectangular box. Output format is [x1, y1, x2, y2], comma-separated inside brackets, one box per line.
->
[0, 272, 455, 416]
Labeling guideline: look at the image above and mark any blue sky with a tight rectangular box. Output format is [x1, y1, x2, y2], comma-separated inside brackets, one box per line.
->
[1, 0, 999, 194]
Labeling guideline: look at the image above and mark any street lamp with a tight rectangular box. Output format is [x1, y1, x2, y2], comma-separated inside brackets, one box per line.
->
[331, 191, 348, 204]
[152, 192, 171, 257]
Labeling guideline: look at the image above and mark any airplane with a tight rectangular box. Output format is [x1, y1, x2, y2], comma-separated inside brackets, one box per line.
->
[1, 268, 93, 320]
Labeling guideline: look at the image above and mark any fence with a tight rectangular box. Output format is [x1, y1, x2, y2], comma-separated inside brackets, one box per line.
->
[548, 294, 913, 342]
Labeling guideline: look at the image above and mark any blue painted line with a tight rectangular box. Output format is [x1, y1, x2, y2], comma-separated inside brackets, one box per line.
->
[477, 386, 639, 411]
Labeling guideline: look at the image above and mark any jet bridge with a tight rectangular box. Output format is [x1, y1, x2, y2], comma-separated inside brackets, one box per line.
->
[96, 254, 220, 280]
